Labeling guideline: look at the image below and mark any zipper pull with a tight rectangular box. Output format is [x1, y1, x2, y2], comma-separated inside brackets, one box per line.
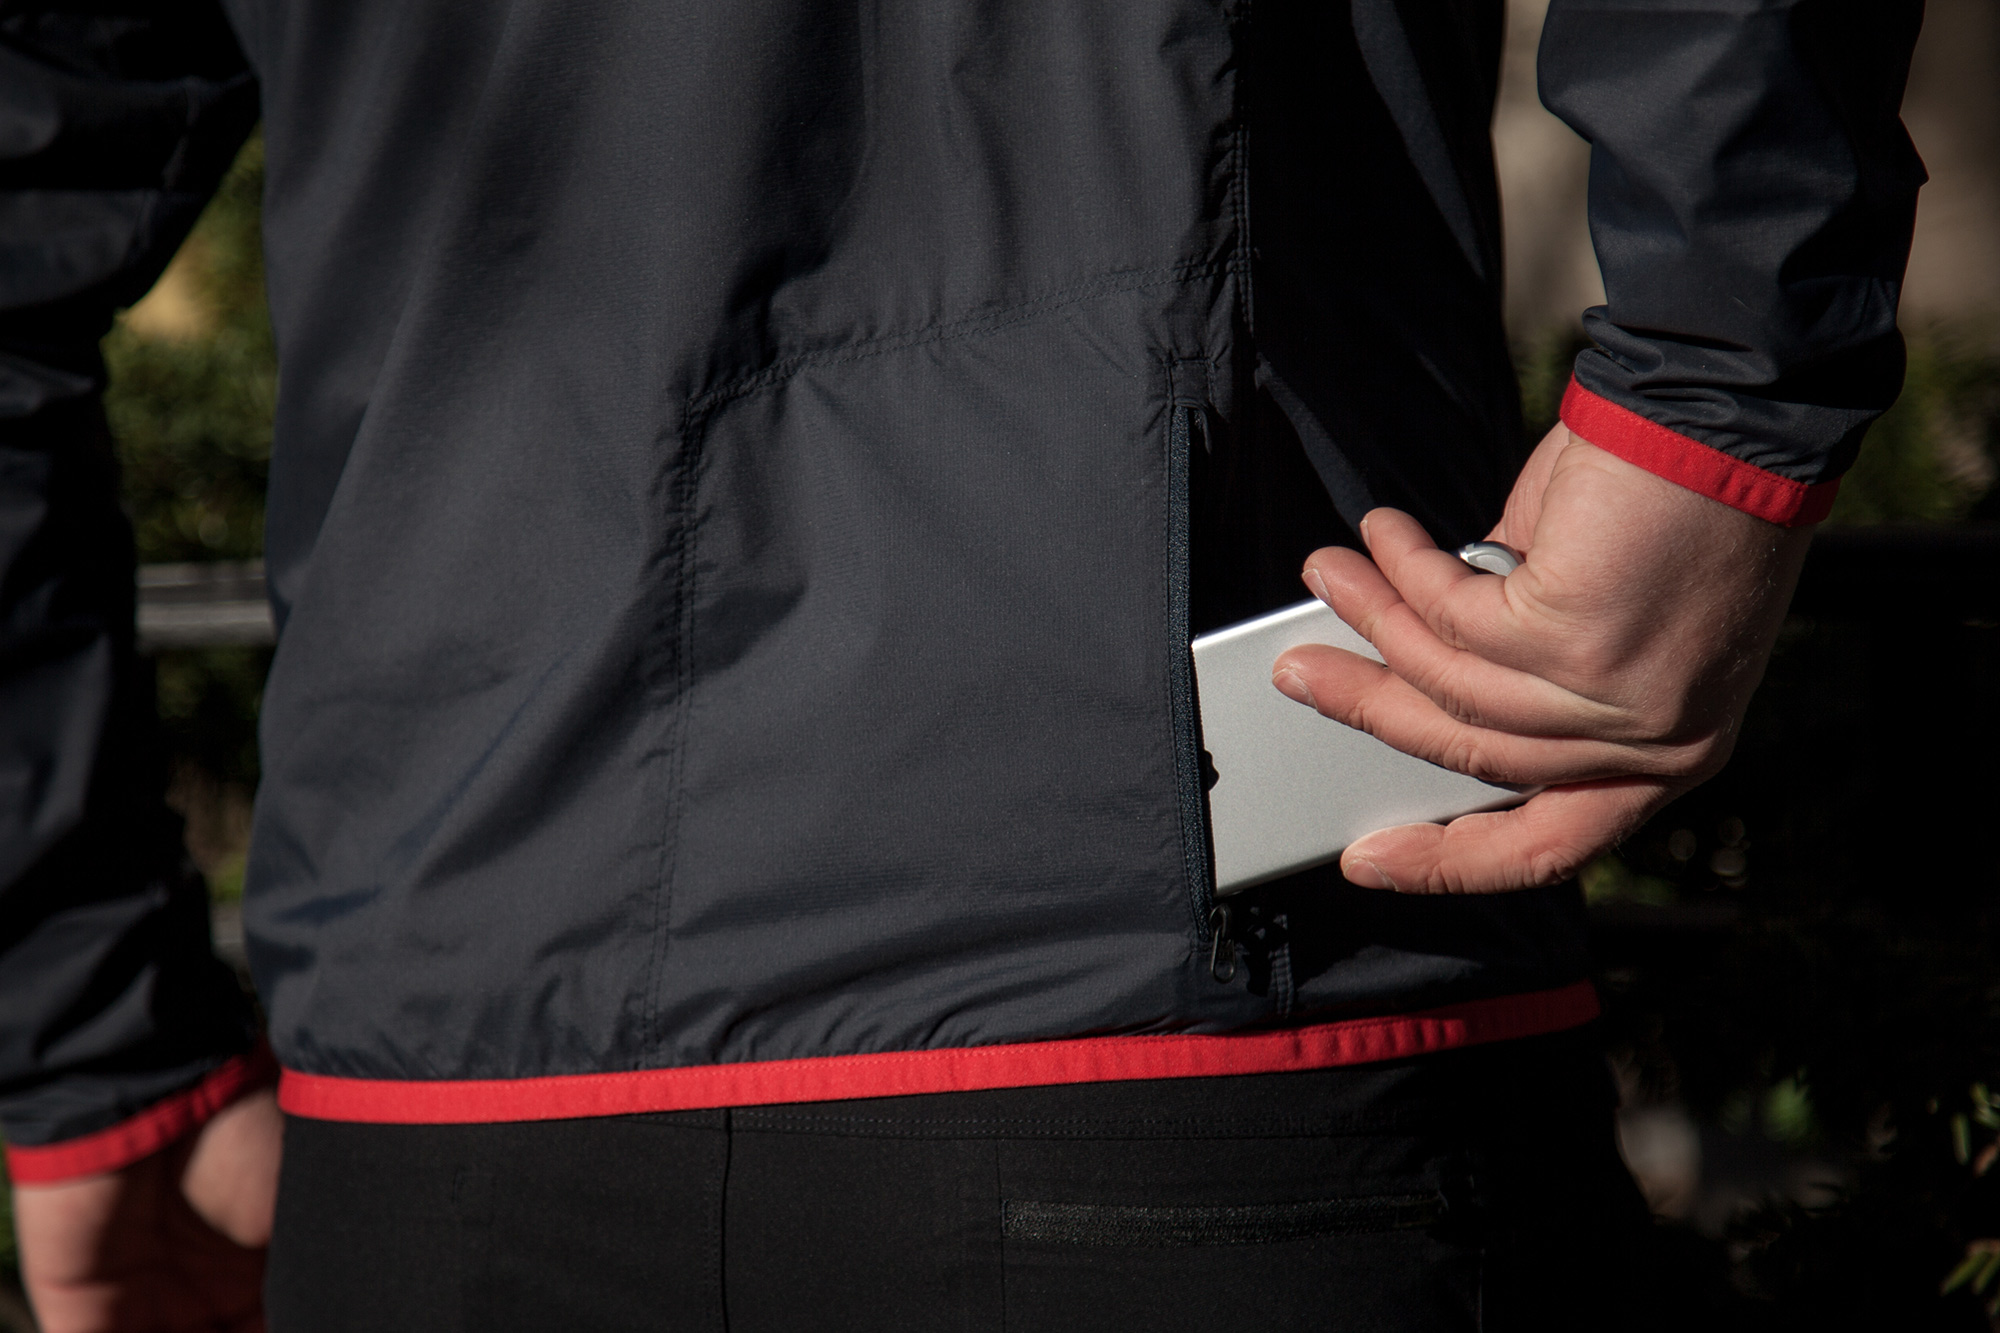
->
[1208, 904, 1238, 983]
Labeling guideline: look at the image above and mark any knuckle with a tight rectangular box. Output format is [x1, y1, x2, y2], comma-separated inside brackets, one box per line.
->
[1338, 687, 1384, 736]
[1439, 734, 1509, 784]
[1528, 845, 1591, 887]
[1433, 866, 1474, 895]
[1436, 687, 1491, 731]
[1401, 658, 1489, 730]
[1426, 598, 1473, 652]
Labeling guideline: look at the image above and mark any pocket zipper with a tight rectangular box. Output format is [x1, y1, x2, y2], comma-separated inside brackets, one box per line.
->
[1166, 397, 1224, 978]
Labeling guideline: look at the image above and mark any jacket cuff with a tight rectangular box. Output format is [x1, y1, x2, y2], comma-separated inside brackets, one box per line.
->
[1559, 379, 1839, 528]
[4, 1044, 278, 1186]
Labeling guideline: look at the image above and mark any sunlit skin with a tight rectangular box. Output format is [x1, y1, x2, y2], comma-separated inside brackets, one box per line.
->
[12, 1090, 282, 1333]
[1273, 422, 1813, 895]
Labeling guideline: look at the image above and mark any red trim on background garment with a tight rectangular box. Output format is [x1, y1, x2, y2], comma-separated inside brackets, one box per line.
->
[5, 1045, 278, 1185]
[1559, 379, 1838, 527]
[278, 981, 1600, 1125]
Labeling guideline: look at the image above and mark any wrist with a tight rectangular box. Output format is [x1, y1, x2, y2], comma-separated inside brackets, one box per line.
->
[1558, 379, 1838, 528]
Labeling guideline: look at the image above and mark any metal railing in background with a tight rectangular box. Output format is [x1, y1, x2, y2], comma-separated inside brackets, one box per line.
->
[138, 560, 275, 651]
[129, 524, 2000, 652]
[138, 528, 1999, 962]
[132, 525, 2000, 653]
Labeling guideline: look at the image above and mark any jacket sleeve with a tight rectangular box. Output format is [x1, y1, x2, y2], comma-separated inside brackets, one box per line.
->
[1538, 0, 1926, 526]
[0, 2, 269, 1184]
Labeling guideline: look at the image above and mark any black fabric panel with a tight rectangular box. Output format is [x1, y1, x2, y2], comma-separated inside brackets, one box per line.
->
[268, 1031, 1663, 1333]
[1542, 0, 1925, 482]
[1250, 0, 1526, 547]
[268, 1113, 732, 1333]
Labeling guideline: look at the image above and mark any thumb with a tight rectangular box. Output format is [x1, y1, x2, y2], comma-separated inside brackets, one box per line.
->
[1339, 779, 1668, 894]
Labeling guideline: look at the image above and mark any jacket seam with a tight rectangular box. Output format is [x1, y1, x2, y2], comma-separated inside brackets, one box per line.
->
[689, 259, 1225, 415]
[643, 407, 706, 1064]
[1227, 0, 1253, 337]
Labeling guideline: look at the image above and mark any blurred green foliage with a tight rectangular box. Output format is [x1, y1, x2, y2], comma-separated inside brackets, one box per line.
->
[106, 135, 272, 564]
[108, 136, 274, 796]
[1515, 326, 2000, 525]
[1831, 327, 2000, 526]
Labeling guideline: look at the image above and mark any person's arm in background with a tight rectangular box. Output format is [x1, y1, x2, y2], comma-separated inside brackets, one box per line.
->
[1274, 0, 1927, 893]
[0, 4, 280, 1330]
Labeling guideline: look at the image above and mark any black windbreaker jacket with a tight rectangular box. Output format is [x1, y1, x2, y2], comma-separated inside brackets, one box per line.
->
[0, 0, 1922, 1171]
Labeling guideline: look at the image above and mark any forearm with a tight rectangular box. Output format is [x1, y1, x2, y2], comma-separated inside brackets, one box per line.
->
[1540, 0, 1925, 521]
[0, 0, 262, 1174]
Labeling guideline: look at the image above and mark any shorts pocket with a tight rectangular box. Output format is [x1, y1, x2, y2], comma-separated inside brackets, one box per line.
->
[997, 1137, 1479, 1333]
[1001, 1192, 1442, 1246]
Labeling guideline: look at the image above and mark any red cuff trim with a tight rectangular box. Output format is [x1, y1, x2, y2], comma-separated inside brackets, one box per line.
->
[278, 980, 1599, 1125]
[5, 1045, 278, 1185]
[1560, 379, 1838, 527]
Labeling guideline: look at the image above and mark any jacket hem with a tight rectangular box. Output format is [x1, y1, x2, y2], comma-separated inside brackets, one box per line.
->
[276, 980, 1600, 1125]
[1559, 379, 1838, 527]
[4, 1044, 279, 1185]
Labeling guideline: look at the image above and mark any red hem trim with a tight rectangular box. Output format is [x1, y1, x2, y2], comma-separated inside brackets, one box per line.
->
[277, 981, 1599, 1124]
[1560, 379, 1837, 527]
[5, 1045, 278, 1185]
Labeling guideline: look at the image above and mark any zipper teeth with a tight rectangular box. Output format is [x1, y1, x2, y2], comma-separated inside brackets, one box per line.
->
[1166, 402, 1216, 947]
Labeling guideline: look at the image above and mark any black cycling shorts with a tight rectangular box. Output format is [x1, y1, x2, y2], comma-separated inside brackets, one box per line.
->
[268, 1027, 1657, 1333]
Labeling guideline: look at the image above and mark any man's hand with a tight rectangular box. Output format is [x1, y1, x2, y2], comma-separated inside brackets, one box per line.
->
[13, 1089, 282, 1333]
[1272, 423, 1812, 894]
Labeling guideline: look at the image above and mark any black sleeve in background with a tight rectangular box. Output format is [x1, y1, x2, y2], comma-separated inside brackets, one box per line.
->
[1538, 0, 1927, 492]
[0, 2, 261, 1151]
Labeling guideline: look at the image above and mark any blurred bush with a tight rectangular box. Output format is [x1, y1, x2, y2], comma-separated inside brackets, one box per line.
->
[107, 135, 273, 892]
[108, 136, 271, 565]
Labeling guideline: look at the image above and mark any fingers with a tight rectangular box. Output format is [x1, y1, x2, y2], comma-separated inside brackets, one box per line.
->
[1305, 521, 1499, 658]
[1271, 643, 1698, 785]
[1305, 514, 1610, 716]
[1348, 509, 1505, 646]
[1338, 778, 1671, 894]
[1282, 596, 1633, 741]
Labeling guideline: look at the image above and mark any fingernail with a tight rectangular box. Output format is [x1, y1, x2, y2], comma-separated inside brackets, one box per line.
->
[1302, 567, 1329, 603]
[1343, 857, 1395, 891]
[1272, 668, 1316, 709]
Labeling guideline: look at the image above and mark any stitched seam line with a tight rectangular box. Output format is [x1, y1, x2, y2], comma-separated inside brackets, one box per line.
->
[644, 404, 705, 1063]
[690, 259, 1224, 415]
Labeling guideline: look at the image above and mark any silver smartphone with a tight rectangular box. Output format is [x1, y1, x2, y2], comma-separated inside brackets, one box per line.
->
[1192, 598, 1529, 895]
